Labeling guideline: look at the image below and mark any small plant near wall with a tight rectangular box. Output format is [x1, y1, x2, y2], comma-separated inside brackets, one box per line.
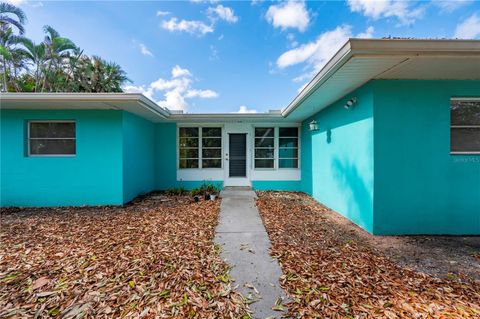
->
[190, 182, 221, 201]
[166, 187, 187, 196]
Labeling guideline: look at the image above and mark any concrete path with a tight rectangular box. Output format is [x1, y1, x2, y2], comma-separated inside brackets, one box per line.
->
[215, 188, 288, 319]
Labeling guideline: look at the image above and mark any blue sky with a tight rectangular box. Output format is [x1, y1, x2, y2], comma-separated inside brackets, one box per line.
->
[13, 0, 480, 113]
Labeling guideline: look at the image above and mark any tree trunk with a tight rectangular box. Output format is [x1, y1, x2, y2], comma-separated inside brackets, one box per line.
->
[2, 57, 8, 92]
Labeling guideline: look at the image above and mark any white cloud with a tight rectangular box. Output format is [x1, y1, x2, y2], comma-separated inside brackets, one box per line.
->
[4, 0, 25, 5]
[266, 1, 310, 32]
[277, 25, 374, 84]
[237, 105, 257, 113]
[161, 17, 214, 36]
[435, 0, 472, 12]
[185, 89, 219, 98]
[190, 0, 220, 3]
[156, 10, 171, 16]
[357, 26, 375, 38]
[172, 65, 192, 78]
[347, 0, 424, 25]
[277, 25, 352, 70]
[454, 13, 480, 39]
[208, 5, 239, 23]
[123, 66, 218, 111]
[139, 43, 153, 57]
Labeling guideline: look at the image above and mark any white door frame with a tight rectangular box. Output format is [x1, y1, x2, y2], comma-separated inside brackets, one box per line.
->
[223, 123, 251, 187]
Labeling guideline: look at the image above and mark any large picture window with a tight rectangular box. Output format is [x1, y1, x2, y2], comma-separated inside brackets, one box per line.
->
[254, 128, 275, 168]
[179, 127, 222, 169]
[451, 98, 480, 154]
[254, 127, 299, 169]
[28, 121, 76, 156]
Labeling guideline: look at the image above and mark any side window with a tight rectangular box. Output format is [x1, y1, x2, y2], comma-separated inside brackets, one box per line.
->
[451, 99, 480, 154]
[28, 121, 76, 156]
[254, 128, 274, 168]
[202, 127, 222, 168]
[279, 127, 299, 168]
[179, 127, 199, 168]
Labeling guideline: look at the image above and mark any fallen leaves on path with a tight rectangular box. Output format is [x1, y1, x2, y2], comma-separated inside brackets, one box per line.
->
[0, 194, 248, 318]
[256, 191, 480, 318]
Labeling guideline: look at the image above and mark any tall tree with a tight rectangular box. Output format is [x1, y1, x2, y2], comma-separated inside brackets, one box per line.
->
[0, 27, 21, 91]
[17, 37, 46, 91]
[0, 2, 26, 34]
[40, 25, 77, 91]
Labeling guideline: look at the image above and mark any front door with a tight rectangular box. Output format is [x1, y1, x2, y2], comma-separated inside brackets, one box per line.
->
[224, 133, 250, 186]
[229, 134, 246, 177]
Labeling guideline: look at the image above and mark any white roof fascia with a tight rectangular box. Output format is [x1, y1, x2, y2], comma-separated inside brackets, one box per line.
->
[281, 38, 480, 118]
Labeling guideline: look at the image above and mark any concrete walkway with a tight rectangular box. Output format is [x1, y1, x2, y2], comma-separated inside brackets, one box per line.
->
[215, 188, 288, 319]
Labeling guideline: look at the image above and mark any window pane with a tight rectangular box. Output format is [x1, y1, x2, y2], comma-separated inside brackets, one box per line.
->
[451, 100, 480, 126]
[179, 159, 199, 169]
[202, 127, 221, 137]
[279, 138, 298, 148]
[279, 127, 298, 137]
[279, 159, 298, 168]
[202, 148, 221, 158]
[255, 149, 274, 159]
[255, 128, 274, 137]
[179, 127, 198, 138]
[202, 138, 221, 147]
[255, 138, 274, 147]
[179, 148, 199, 158]
[30, 139, 76, 155]
[202, 159, 221, 168]
[279, 148, 298, 158]
[179, 137, 198, 148]
[451, 128, 480, 152]
[30, 122, 75, 138]
[255, 159, 274, 168]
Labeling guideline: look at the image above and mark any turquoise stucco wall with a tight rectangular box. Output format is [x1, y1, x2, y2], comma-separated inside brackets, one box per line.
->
[252, 180, 301, 191]
[373, 80, 480, 235]
[0, 110, 124, 207]
[301, 83, 375, 232]
[154, 123, 177, 190]
[122, 112, 156, 203]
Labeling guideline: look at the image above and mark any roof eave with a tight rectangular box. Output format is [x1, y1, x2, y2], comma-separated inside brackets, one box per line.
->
[280, 38, 480, 119]
[0, 92, 171, 119]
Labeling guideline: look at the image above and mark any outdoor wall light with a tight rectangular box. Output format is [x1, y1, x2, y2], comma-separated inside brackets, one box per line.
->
[309, 120, 319, 132]
[344, 97, 357, 110]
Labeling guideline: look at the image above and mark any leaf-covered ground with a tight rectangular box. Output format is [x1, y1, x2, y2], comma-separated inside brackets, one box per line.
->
[0, 194, 248, 318]
[256, 191, 480, 318]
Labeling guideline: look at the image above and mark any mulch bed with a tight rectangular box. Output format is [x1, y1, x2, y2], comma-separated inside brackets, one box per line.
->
[256, 191, 480, 318]
[0, 194, 248, 318]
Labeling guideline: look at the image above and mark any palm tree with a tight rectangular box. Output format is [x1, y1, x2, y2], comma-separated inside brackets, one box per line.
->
[0, 27, 22, 91]
[40, 25, 77, 91]
[17, 37, 46, 91]
[76, 55, 130, 92]
[0, 2, 26, 34]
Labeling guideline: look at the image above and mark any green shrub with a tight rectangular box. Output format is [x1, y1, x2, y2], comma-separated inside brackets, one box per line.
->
[166, 187, 187, 196]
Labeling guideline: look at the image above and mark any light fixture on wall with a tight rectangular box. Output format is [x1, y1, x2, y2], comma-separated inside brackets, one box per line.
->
[344, 97, 357, 110]
[309, 120, 319, 132]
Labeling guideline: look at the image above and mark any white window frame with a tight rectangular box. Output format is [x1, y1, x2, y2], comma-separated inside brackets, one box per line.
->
[253, 125, 300, 170]
[178, 127, 200, 169]
[450, 97, 480, 155]
[278, 127, 299, 169]
[27, 120, 76, 157]
[177, 125, 223, 169]
[254, 127, 276, 170]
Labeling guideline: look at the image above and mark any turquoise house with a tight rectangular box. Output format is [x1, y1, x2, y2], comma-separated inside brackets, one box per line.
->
[1, 39, 479, 235]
